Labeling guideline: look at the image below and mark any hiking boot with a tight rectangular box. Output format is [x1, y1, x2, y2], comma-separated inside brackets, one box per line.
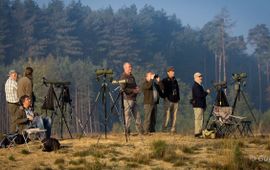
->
[171, 129, 177, 134]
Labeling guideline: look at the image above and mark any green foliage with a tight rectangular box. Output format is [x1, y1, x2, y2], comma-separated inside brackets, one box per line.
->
[151, 140, 168, 158]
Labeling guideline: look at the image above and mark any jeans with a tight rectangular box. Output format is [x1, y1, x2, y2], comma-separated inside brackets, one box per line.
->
[30, 116, 52, 139]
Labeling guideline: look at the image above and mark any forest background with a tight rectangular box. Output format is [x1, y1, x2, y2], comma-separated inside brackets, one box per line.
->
[1, 0, 270, 135]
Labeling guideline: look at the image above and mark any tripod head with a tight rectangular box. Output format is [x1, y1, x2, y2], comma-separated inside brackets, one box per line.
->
[232, 73, 247, 91]
[95, 69, 114, 83]
[212, 81, 227, 91]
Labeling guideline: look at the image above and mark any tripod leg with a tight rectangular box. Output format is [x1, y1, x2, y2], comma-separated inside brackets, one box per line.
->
[52, 87, 73, 139]
[103, 85, 108, 139]
[240, 91, 257, 124]
[108, 91, 120, 114]
[204, 105, 214, 129]
[232, 89, 241, 115]
[79, 90, 102, 138]
[60, 107, 73, 138]
[109, 91, 126, 132]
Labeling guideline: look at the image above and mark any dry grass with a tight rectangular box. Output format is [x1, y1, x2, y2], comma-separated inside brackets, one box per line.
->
[1, 133, 270, 169]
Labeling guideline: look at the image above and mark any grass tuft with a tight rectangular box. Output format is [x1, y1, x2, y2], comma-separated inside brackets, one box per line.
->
[84, 158, 106, 170]
[8, 155, 16, 161]
[151, 140, 167, 158]
[21, 149, 30, 155]
[54, 158, 65, 164]
[69, 158, 87, 165]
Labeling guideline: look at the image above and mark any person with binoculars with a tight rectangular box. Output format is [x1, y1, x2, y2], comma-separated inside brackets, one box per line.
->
[142, 71, 162, 134]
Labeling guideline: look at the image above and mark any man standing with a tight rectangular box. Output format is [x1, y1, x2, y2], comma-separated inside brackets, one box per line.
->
[17, 67, 35, 109]
[120, 62, 143, 134]
[192, 72, 210, 138]
[142, 71, 162, 134]
[161, 67, 180, 133]
[5, 70, 19, 133]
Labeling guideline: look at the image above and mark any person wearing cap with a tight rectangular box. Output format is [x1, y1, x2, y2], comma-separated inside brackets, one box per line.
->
[17, 67, 36, 109]
[5, 70, 19, 132]
[192, 72, 210, 138]
[160, 66, 180, 133]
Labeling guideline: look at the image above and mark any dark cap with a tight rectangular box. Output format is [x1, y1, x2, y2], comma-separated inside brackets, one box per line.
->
[167, 66, 175, 72]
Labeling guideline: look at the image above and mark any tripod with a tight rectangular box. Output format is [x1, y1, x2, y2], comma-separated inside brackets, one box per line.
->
[205, 87, 229, 129]
[205, 80, 257, 129]
[80, 75, 120, 139]
[42, 82, 73, 139]
[231, 81, 257, 124]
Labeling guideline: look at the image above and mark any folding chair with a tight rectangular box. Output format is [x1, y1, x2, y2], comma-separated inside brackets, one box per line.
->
[211, 106, 246, 137]
[22, 128, 46, 151]
[0, 132, 19, 149]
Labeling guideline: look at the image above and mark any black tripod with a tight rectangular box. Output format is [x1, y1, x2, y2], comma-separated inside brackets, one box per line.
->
[231, 81, 257, 124]
[80, 75, 120, 139]
[42, 79, 73, 139]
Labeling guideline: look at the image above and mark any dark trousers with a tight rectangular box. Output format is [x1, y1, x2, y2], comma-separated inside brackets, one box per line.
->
[7, 102, 19, 133]
[143, 104, 157, 133]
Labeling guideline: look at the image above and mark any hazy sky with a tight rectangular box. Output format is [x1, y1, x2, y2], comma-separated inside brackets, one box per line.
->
[37, 0, 270, 38]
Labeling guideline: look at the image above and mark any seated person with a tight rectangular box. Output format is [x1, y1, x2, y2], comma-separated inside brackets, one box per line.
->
[16, 95, 51, 139]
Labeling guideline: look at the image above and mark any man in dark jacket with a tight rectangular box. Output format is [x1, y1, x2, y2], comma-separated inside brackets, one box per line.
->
[192, 72, 210, 137]
[161, 67, 180, 133]
[142, 71, 162, 134]
[120, 62, 143, 134]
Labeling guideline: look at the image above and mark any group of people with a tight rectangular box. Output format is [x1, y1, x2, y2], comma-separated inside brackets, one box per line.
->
[120, 62, 210, 137]
[5, 63, 209, 139]
[5, 67, 51, 139]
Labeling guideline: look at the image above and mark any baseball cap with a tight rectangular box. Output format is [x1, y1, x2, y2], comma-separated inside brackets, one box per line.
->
[194, 72, 202, 79]
[8, 69, 16, 75]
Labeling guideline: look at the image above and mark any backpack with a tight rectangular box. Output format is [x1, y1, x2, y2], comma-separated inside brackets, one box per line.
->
[42, 138, 60, 152]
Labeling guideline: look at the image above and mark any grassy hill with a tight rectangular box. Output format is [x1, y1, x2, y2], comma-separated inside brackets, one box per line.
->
[1, 133, 270, 169]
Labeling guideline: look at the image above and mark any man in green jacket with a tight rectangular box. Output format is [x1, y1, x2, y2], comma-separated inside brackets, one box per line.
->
[142, 71, 162, 134]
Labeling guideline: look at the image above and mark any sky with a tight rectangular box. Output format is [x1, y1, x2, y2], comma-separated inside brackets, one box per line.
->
[37, 0, 270, 38]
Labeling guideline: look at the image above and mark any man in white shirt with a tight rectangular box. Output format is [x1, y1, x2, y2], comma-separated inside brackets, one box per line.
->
[5, 70, 19, 133]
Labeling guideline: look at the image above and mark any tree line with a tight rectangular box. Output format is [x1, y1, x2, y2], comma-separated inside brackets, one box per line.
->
[1, 0, 270, 134]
